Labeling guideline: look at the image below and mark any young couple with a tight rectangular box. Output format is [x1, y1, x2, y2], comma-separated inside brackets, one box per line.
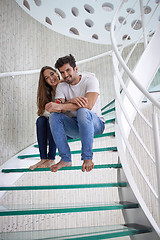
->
[30, 54, 105, 172]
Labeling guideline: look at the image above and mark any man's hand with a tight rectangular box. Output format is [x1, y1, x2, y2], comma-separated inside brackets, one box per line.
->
[45, 102, 62, 113]
[67, 96, 88, 108]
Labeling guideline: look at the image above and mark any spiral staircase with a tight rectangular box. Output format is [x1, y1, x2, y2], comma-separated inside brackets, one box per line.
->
[0, 0, 160, 239]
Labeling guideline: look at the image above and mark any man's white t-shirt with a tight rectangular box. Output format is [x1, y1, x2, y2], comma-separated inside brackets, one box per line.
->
[55, 72, 104, 121]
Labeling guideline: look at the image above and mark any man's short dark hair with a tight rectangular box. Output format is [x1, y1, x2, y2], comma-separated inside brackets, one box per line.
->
[55, 54, 76, 70]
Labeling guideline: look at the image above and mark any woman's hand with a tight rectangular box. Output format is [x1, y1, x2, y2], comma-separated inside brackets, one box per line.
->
[45, 102, 62, 113]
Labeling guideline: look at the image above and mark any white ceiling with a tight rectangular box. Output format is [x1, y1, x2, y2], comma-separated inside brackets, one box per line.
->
[15, 0, 160, 45]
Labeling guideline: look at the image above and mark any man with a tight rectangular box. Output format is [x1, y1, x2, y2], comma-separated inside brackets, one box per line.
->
[45, 54, 105, 172]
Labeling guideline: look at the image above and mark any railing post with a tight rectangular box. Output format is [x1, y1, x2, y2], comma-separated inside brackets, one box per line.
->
[152, 105, 160, 218]
[139, 0, 148, 49]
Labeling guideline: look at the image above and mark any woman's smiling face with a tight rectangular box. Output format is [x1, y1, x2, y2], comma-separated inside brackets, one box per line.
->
[43, 69, 59, 87]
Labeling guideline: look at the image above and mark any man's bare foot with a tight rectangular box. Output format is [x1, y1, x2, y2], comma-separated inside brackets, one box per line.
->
[50, 161, 72, 172]
[39, 160, 55, 168]
[29, 159, 47, 170]
[82, 160, 94, 172]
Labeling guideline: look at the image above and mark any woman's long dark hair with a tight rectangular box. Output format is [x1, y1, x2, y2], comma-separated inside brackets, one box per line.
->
[37, 66, 59, 116]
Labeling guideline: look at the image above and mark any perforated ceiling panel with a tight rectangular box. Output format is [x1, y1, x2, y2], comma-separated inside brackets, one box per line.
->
[16, 0, 160, 45]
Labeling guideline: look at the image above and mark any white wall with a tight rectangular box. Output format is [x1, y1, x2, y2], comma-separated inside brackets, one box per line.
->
[0, 0, 114, 165]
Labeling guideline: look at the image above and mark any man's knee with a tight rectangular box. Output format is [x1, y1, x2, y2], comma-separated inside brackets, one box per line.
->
[76, 108, 92, 122]
[49, 112, 59, 123]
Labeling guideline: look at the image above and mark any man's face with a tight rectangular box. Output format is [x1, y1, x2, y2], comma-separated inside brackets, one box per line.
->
[59, 63, 78, 85]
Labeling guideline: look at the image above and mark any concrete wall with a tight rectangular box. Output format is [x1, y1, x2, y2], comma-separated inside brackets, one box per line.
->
[0, 0, 114, 165]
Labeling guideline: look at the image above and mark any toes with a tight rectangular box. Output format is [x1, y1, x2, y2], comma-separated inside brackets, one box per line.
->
[82, 161, 94, 172]
[82, 163, 85, 172]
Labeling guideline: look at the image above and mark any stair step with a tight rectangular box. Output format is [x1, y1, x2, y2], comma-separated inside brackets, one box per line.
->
[105, 118, 115, 124]
[102, 107, 115, 116]
[0, 224, 151, 239]
[0, 182, 127, 191]
[34, 132, 115, 147]
[101, 99, 115, 111]
[17, 147, 117, 159]
[68, 132, 115, 141]
[0, 202, 139, 216]
[1, 163, 121, 173]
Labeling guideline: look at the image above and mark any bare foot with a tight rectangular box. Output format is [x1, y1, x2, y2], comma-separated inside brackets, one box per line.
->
[29, 159, 47, 170]
[39, 160, 55, 168]
[82, 160, 94, 172]
[50, 161, 72, 172]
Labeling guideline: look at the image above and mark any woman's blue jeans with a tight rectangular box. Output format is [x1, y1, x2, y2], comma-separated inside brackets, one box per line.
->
[49, 108, 105, 163]
[36, 116, 56, 160]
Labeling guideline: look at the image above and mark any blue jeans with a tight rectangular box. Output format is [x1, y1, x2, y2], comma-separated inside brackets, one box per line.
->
[49, 108, 105, 163]
[36, 116, 56, 160]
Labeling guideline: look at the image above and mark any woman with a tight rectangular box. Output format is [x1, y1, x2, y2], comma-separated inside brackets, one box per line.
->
[29, 66, 61, 170]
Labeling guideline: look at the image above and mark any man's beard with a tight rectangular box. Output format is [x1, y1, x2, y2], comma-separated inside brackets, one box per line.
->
[64, 76, 75, 84]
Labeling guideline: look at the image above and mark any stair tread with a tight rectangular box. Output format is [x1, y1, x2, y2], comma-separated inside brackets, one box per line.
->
[17, 147, 117, 159]
[0, 201, 139, 216]
[34, 131, 115, 147]
[101, 99, 115, 111]
[0, 224, 151, 239]
[1, 163, 121, 173]
[102, 107, 115, 116]
[105, 118, 115, 124]
[0, 182, 127, 191]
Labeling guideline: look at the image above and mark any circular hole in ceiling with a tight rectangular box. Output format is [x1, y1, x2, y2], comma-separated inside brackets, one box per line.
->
[23, 0, 30, 10]
[71, 7, 79, 17]
[55, 8, 66, 18]
[92, 34, 98, 40]
[102, 3, 114, 12]
[45, 17, 52, 25]
[144, 6, 151, 14]
[105, 23, 111, 31]
[84, 4, 95, 14]
[118, 16, 127, 25]
[131, 20, 142, 30]
[34, 0, 41, 6]
[126, 8, 135, 14]
[69, 27, 79, 35]
[85, 19, 94, 28]
[122, 34, 131, 40]
[104, 23, 115, 31]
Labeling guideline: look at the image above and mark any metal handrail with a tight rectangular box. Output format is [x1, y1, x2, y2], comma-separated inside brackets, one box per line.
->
[110, 0, 160, 236]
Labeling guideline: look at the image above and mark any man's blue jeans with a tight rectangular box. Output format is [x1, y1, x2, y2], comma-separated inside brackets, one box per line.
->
[49, 108, 105, 163]
[36, 116, 56, 160]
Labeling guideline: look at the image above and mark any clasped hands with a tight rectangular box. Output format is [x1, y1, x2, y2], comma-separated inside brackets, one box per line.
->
[45, 96, 88, 113]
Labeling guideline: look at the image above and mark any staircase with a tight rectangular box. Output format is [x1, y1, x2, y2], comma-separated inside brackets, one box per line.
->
[0, 101, 153, 239]
[1, 0, 160, 239]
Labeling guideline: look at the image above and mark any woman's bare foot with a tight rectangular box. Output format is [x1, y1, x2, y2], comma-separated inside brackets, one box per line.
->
[50, 161, 72, 172]
[39, 160, 55, 168]
[29, 159, 47, 170]
[82, 160, 94, 172]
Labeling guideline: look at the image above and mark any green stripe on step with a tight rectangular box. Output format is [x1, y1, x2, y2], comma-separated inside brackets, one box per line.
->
[2, 163, 122, 173]
[101, 99, 115, 111]
[105, 118, 115, 124]
[0, 182, 127, 191]
[102, 107, 115, 116]
[18, 147, 117, 159]
[0, 224, 152, 239]
[0, 202, 139, 216]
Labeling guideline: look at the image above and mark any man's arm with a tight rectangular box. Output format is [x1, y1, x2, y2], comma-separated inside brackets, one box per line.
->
[65, 92, 98, 110]
[45, 92, 98, 113]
